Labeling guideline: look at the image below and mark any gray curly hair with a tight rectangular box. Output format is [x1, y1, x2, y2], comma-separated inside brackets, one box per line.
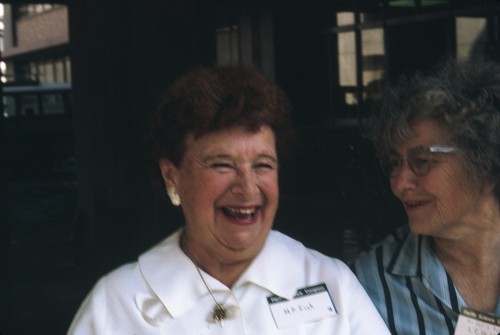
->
[371, 58, 500, 199]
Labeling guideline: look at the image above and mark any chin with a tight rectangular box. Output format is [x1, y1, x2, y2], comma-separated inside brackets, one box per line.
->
[227, 229, 269, 250]
[408, 221, 433, 236]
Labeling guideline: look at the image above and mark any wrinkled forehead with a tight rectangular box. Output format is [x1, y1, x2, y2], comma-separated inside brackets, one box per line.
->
[385, 119, 452, 153]
[183, 125, 276, 156]
[387, 145, 429, 156]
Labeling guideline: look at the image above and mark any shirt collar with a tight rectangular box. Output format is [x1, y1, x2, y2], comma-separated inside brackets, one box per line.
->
[387, 230, 463, 307]
[387, 229, 421, 277]
[137, 229, 305, 319]
[138, 229, 208, 318]
[234, 230, 305, 301]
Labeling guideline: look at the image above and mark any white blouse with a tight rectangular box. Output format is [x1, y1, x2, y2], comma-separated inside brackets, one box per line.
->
[68, 229, 389, 334]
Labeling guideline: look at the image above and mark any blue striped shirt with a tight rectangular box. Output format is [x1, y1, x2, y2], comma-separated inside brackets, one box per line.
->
[352, 226, 500, 335]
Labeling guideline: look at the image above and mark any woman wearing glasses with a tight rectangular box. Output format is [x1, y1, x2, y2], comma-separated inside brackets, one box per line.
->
[352, 58, 500, 334]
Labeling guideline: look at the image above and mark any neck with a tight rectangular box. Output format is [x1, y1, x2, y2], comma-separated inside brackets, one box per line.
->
[435, 194, 500, 264]
[433, 217, 500, 312]
[433, 219, 500, 266]
[180, 231, 251, 288]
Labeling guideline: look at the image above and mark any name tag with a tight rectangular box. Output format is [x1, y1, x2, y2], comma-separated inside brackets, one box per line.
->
[454, 308, 500, 335]
[267, 283, 337, 329]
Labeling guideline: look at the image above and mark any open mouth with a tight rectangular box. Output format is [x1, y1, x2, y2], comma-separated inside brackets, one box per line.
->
[405, 200, 430, 208]
[222, 207, 258, 221]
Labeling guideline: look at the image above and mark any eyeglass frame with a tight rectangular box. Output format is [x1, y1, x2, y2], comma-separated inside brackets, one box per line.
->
[380, 145, 460, 178]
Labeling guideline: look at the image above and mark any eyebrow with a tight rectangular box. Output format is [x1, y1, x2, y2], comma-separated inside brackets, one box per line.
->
[257, 154, 278, 162]
[202, 154, 232, 162]
[202, 153, 278, 163]
[388, 145, 431, 155]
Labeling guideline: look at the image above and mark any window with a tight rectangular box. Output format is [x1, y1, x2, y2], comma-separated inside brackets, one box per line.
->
[456, 17, 487, 59]
[17, 4, 59, 19]
[20, 94, 39, 116]
[324, 1, 500, 128]
[2, 83, 71, 118]
[3, 95, 15, 118]
[216, 9, 275, 79]
[216, 26, 239, 65]
[19, 57, 72, 84]
[41, 92, 66, 115]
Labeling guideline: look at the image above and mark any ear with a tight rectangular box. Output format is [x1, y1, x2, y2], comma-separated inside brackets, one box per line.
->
[158, 158, 178, 188]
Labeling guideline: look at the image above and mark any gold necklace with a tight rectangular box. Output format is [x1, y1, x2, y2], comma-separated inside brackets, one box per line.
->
[182, 239, 238, 326]
[192, 263, 234, 325]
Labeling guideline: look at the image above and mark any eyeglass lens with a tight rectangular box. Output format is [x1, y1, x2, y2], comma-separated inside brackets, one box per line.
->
[382, 150, 433, 177]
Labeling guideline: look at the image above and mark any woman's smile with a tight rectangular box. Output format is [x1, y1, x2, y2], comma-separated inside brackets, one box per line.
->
[160, 125, 279, 261]
[220, 206, 260, 224]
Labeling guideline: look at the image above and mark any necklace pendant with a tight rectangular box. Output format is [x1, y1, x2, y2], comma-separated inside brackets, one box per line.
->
[210, 305, 227, 326]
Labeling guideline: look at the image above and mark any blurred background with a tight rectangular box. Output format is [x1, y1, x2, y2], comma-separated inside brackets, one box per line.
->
[0, 0, 498, 333]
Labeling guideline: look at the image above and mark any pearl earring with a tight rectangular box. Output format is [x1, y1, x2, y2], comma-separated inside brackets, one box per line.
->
[167, 187, 181, 206]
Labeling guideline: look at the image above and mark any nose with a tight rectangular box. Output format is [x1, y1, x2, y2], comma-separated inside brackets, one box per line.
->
[390, 161, 417, 196]
[230, 165, 259, 198]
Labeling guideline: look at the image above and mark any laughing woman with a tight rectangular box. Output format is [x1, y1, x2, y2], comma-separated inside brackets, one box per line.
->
[68, 65, 389, 334]
[353, 59, 500, 334]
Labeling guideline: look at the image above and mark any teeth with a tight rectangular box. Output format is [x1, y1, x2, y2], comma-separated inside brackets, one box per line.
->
[238, 208, 255, 214]
[226, 208, 256, 214]
[223, 207, 256, 219]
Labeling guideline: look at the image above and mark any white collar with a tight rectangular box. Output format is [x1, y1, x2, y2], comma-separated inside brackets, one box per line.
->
[137, 229, 306, 319]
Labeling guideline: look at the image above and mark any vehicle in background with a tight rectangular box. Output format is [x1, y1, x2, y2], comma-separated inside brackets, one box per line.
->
[2, 82, 72, 118]
[1, 82, 74, 178]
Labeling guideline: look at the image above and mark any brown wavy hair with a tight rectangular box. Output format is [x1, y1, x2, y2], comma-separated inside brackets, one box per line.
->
[148, 65, 294, 175]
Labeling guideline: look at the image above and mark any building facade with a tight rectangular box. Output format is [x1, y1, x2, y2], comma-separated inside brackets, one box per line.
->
[2, 3, 70, 84]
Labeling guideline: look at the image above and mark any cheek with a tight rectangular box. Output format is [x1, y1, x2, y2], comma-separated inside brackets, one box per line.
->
[196, 175, 240, 209]
[261, 174, 279, 196]
[178, 174, 215, 209]
[432, 170, 477, 215]
[389, 179, 404, 202]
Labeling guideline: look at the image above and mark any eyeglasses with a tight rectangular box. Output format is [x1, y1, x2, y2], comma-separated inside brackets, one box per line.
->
[381, 145, 459, 178]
